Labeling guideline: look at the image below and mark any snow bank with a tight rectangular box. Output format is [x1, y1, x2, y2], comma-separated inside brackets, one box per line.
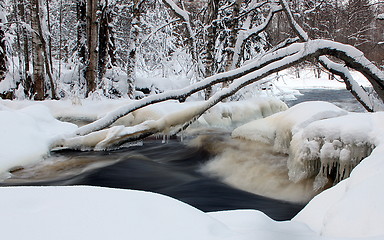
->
[0, 186, 233, 240]
[1, 97, 287, 130]
[273, 69, 371, 90]
[0, 105, 77, 178]
[232, 101, 348, 154]
[3, 185, 381, 240]
[200, 97, 287, 129]
[293, 112, 384, 238]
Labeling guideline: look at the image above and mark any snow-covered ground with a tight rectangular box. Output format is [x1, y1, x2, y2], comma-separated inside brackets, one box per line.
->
[1, 69, 383, 239]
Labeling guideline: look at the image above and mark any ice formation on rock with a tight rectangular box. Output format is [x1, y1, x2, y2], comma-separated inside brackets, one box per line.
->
[289, 113, 376, 190]
[233, 101, 377, 190]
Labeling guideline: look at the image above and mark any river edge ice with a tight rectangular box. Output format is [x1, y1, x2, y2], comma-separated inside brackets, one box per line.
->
[0, 71, 383, 239]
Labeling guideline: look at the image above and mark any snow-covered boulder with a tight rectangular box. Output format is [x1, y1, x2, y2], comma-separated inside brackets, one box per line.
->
[0, 105, 77, 179]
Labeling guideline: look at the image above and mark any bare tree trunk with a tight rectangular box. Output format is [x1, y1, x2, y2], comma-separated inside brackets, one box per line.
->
[77, 0, 87, 95]
[58, 0, 63, 81]
[12, 0, 24, 88]
[204, 0, 220, 100]
[225, 0, 242, 72]
[0, 15, 6, 83]
[77, 0, 87, 64]
[222, 0, 242, 88]
[85, 0, 99, 96]
[20, 0, 33, 98]
[98, 0, 115, 81]
[45, 0, 53, 68]
[126, 0, 142, 99]
[35, 0, 57, 99]
[31, 0, 45, 100]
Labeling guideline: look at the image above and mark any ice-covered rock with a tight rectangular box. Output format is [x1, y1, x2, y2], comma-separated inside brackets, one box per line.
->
[289, 113, 376, 189]
[233, 101, 377, 190]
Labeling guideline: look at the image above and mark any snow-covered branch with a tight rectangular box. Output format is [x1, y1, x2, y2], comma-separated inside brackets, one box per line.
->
[161, 0, 200, 78]
[232, 4, 283, 69]
[280, 0, 383, 112]
[279, 0, 309, 42]
[318, 56, 383, 112]
[56, 40, 384, 149]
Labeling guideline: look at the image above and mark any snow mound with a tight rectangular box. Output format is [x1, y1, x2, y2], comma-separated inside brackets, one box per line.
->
[294, 113, 384, 238]
[0, 105, 77, 178]
[200, 97, 287, 128]
[0, 186, 232, 240]
[232, 101, 348, 154]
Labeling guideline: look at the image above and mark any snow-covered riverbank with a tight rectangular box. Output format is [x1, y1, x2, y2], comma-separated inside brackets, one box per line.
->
[1, 70, 383, 239]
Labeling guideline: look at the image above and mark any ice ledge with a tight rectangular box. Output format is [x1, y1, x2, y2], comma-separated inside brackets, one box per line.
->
[233, 101, 381, 190]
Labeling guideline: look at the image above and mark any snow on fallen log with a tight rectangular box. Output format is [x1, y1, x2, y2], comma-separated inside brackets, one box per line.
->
[73, 39, 384, 138]
[232, 101, 377, 190]
[56, 97, 287, 150]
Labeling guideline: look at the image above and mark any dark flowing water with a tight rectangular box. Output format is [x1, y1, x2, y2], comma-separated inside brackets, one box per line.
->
[286, 88, 366, 112]
[1, 89, 363, 221]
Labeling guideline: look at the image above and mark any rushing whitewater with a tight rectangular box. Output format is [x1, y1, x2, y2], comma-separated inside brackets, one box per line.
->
[195, 135, 320, 203]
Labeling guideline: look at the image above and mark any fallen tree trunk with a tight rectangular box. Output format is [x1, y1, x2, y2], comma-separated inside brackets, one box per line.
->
[53, 39, 384, 150]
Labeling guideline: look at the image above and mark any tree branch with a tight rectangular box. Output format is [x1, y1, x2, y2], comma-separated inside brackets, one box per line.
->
[280, 0, 383, 112]
[54, 40, 384, 150]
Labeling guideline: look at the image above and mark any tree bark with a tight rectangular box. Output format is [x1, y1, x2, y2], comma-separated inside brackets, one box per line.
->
[85, 0, 99, 96]
[225, 0, 242, 72]
[204, 0, 220, 100]
[35, 0, 57, 99]
[126, 0, 142, 99]
[19, 0, 33, 98]
[98, 0, 115, 81]
[31, 0, 45, 100]
[77, 0, 87, 65]
[222, 0, 242, 89]
[0, 12, 6, 82]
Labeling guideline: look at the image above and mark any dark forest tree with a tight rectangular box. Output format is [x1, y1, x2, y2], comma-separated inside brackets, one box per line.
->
[203, 0, 220, 99]
[126, 0, 143, 99]
[98, 0, 116, 81]
[0, 0, 382, 104]
[0, 3, 6, 83]
[85, 0, 99, 96]
[31, 0, 45, 100]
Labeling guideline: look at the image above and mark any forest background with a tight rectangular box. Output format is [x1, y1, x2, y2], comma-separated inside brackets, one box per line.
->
[0, 0, 383, 101]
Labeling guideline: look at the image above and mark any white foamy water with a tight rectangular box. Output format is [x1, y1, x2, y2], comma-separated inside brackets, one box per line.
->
[194, 135, 323, 203]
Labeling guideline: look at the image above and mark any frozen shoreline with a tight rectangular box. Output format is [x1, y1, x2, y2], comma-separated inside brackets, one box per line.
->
[0, 70, 383, 239]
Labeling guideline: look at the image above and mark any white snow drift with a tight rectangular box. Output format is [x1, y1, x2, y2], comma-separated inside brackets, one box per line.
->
[0, 98, 384, 239]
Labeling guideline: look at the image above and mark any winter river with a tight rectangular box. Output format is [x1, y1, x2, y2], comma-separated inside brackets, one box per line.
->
[0, 89, 364, 221]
